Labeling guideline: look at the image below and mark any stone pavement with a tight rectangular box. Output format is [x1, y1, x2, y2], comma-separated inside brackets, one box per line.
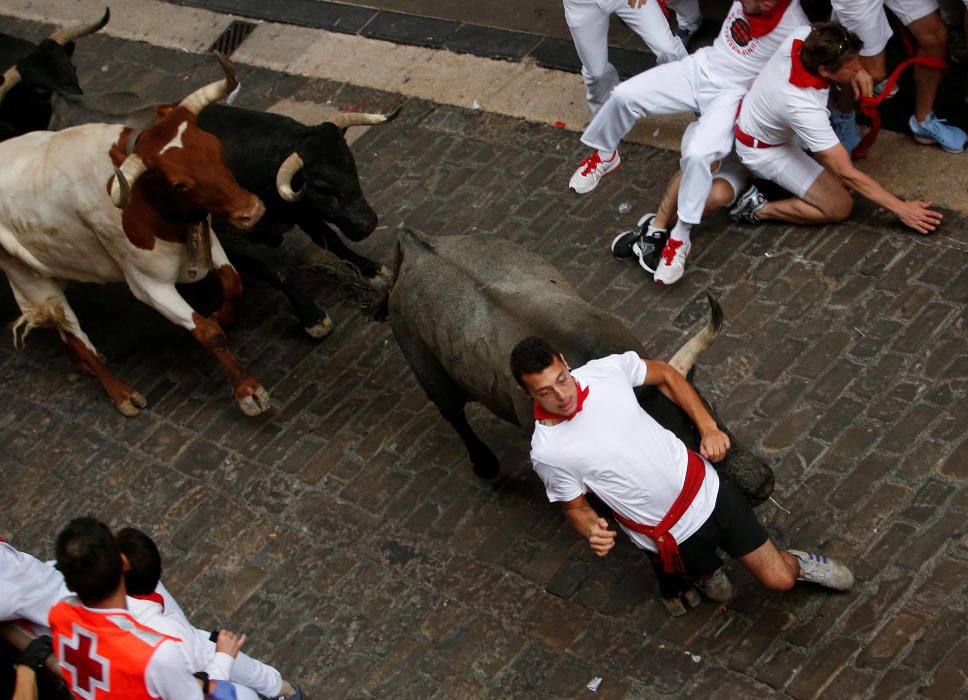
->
[1, 13, 967, 700]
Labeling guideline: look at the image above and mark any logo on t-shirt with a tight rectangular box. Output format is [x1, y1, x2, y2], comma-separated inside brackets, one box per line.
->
[730, 17, 752, 47]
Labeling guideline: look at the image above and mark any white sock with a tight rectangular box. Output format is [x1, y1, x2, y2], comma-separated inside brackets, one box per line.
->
[596, 149, 617, 162]
[670, 221, 692, 244]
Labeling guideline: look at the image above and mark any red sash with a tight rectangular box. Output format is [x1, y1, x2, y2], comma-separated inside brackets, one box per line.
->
[612, 450, 706, 573]
[853, 55, 948, 159]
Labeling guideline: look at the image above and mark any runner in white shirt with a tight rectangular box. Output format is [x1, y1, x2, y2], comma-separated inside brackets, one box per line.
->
[828, 0, 965, 153]
[730, 22, 943, 233]
[568, 0, 810, 286]
[564, 0, 688, 117]
[510, 337, 854, 615]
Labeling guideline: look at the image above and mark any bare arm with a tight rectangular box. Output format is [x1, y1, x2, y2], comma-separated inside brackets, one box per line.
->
[562, 495, 616, 556]
[12, 666, 38, 700]
[642, 359, 730, 462]
[815, 144, 943, 234]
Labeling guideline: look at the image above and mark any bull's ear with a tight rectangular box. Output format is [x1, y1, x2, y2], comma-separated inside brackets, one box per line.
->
[63, 41, 76, 57]
[156, 104, 174, 118]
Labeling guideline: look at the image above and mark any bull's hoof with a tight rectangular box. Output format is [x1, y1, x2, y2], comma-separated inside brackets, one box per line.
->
[238, 386, 270, 416]
[304, 315, 335, 339]
[116, 391, 147, 417]
[364, 265, 393, 290]
[471, 453, 500, 480]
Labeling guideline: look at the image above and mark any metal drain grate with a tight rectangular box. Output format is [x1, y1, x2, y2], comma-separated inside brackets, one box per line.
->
[208, 20, 257, 57]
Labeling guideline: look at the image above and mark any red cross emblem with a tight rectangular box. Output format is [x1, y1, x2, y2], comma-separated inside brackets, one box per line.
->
[59, 625, 110, 699]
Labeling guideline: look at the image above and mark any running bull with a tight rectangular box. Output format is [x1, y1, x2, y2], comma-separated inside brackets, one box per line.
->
[50, 88, 400, 338]
[386, 229, 774, 504]
[0, 8, 109, 140]
[0, 55, 270, 417]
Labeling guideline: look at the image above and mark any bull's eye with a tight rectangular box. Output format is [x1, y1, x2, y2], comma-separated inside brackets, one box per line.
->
[171, 181, 192, 192]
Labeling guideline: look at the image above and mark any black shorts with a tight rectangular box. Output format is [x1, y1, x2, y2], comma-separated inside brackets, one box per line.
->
[647, 477, 769, 582]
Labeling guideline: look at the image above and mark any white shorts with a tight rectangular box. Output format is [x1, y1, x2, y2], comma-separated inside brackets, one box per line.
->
[832, 0, 939, 56]
[735, 142, 824, 199]
[681, 121, 749, 206]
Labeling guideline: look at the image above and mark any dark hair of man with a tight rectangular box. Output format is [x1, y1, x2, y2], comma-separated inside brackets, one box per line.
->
[55, 517, 123, 605]
[800, 21, 864, 74]
[510, 336, 561, 389]
[115, 527, 162, 596]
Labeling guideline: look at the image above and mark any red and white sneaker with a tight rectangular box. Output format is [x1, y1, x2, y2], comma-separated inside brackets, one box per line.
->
[568, 150, 620, 194]
[654, 238, 690, 285]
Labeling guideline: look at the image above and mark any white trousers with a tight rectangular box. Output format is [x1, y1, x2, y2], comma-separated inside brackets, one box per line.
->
[581, 56, 746, 224]
[564, 0, 688, 114]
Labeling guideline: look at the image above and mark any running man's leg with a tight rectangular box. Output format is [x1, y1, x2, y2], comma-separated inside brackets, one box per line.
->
[564, 0, 620, 114]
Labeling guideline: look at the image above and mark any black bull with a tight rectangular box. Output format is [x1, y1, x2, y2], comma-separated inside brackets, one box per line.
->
[48, 93, 396, 338]
[387, 229, 775, 506]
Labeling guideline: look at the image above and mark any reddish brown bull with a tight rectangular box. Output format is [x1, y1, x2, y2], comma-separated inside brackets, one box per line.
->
[0, 54, 270, 416]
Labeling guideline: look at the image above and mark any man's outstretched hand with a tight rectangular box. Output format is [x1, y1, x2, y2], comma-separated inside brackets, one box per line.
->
[588, 518, 617, 556]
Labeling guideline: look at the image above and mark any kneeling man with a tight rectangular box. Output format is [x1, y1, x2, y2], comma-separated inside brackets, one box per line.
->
[510, 338, 853, 615]
[730, 21, 942, 234]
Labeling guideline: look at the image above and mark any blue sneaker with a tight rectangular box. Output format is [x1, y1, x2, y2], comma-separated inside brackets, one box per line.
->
[909, 112, 967, 153]
[830, 109, 862, 154]
[676, 25, 697, 50]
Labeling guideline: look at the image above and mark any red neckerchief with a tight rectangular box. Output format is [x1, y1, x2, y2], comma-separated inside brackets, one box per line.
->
[131, 592, 166, 611]
[534, 380, 589, 422]
[612, 450, 706, 573]
[789, 39, 830, 89]
[743, 0, 791, 39]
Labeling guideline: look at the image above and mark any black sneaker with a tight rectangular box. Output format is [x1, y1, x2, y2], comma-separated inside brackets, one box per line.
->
[611, 213, 654, 259]
[635, 227, 670, 274]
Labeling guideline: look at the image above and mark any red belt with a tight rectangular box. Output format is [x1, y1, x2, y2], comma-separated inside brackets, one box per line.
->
[734, 122, 780, 149]
[613, 450, 706, 574]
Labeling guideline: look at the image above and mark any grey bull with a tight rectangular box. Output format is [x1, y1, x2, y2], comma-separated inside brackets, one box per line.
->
[387, 229, 774, 505]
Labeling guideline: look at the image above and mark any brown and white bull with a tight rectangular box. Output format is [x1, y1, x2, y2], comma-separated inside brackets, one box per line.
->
[0, 54, 269, 416]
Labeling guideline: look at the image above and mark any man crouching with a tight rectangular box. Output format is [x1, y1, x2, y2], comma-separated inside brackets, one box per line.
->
[510, 337, 854, 616]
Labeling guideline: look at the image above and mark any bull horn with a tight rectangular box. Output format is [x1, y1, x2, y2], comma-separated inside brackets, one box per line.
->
[328, 101, 403, 129]
[50, 7, 110, 46]
[275, 152, 305, 203]
[179, 52, 239, 116]
[0, 66, 21, 101]
[109, 155, 147, 208]
[668, 292, 724, 377]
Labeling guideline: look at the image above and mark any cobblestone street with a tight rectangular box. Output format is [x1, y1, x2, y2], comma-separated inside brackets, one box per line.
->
[0, 13, 966, 699]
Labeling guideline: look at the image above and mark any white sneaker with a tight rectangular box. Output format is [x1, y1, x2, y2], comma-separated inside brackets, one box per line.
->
[789, 550, 855, 591]
[693, 568, 733, 602]
[654, 238, 690, 285]
[568, 150, 620, 194]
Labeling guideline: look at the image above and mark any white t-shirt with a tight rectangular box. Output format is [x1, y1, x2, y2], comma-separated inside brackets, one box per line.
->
[530, 352, 719, 554]
[738, 27, 842, 153]
[695, 0, 810, 88]
[0, 542, 71, 629]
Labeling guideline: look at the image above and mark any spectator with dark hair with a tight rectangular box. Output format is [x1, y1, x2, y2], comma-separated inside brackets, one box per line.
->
[730, 21, 944, 232]
[116, 527, 304, 700]
[49, 517, 234, 699]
